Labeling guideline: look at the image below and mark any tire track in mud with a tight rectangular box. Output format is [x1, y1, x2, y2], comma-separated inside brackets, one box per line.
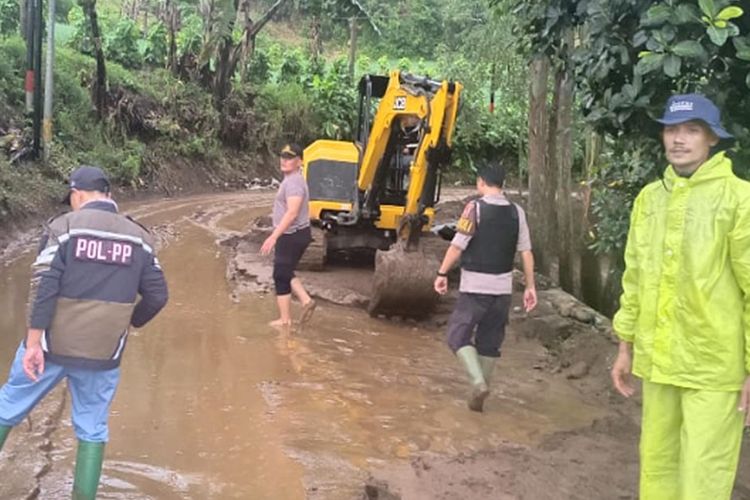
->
[5, 190, 746, 499]
[25, 389, 68, 500]
[0, 191, 277, 499]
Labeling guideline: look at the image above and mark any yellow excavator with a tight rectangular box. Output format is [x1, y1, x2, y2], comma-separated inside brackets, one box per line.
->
[302, 70, 462, 318]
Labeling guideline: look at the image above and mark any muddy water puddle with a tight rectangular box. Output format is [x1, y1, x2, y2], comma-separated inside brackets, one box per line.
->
[2, 192, 622, 499]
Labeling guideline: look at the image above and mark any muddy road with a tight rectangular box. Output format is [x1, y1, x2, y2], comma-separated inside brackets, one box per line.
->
[0, 190, 748, 499]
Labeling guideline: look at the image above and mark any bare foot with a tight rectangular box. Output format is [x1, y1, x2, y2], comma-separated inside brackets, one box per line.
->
[299, 299, 317, 325]
[269, 318, 292, 328]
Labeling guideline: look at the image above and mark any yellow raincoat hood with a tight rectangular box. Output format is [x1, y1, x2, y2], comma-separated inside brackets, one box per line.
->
[614, 152, 750, 390]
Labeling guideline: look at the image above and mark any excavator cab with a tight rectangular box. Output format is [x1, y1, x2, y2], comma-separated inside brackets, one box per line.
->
[303, 70, 462, 318]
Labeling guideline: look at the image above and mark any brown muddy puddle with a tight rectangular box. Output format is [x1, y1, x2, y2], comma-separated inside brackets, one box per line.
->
[1, 191, 628, 499]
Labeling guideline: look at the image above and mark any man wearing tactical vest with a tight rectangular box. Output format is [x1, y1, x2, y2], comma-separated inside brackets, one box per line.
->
[0, 166, 169, 499]
[434, 165, 537, 412]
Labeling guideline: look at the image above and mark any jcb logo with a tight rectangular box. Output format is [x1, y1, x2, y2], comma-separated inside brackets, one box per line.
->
[393, 97, 407, 110]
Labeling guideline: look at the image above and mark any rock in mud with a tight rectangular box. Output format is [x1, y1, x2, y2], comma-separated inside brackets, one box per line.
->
[362, 480, 401, 500]
[565, 361, 590, 380]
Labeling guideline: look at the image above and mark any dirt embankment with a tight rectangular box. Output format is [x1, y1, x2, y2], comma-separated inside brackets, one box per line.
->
[0, 157, 280, 263]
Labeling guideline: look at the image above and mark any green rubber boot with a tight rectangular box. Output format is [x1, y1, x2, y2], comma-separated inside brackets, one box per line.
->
[72, 440, 105, 500]
[0, 425, 10, 451]
[478, 356, 497, 386]
[456, 346, 489, 412]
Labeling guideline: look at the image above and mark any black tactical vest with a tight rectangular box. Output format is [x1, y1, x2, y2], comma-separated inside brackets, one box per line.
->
[461, 200, 519, 274]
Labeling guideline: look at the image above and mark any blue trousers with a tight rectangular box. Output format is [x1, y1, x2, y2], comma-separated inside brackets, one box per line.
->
[0, 343, 120, 442]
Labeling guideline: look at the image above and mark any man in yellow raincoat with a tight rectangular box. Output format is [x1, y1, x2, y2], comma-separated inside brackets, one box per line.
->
[611, 93, 750, 500]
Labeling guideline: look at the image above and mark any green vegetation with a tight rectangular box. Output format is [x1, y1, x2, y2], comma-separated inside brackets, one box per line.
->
[1, 0, 528, 223]
[3, 0, 747, 312]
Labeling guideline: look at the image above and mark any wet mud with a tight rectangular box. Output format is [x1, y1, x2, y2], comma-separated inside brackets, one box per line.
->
[0, 189, 747, 499]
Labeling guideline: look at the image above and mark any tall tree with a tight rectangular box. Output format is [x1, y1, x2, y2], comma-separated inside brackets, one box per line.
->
[165, 0, 179, 73]
[526, 54, 554, 277]
[79, 0, 107, 118]
[198, 0, 289, 110]
[554, 28, 576, 294]
[504, 0, 582, 286]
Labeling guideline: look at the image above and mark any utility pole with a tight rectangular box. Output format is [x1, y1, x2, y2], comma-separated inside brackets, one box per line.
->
[43, 0, 57, 162]
[32, 0, 43, 158]
[348, 17, 358, 83]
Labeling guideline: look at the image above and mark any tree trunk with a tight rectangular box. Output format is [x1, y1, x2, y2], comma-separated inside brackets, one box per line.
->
[212, 0, 288, 108]
[554, 62, 576, 294]
[546, 65, 560, 283]
[310, 15, 322, 60]
[20, 0, 29, 39]
[213, 39, 233, 111]
[83, 0, 107, 119]
[167, 0, 178, 74]
[348, 16, 357, 83]
[238, 0, 253, 83]
[527, 55, 552, 277]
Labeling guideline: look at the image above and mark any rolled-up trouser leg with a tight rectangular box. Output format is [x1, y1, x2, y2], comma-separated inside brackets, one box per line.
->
[273, 227, 312, 296]
[640, 380, 681, 500]
[678, 386, 744, 500]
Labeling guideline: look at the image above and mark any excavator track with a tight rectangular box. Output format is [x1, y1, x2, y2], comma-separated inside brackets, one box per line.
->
[368, 243, 440, 319]
[297, 226, 327, 271]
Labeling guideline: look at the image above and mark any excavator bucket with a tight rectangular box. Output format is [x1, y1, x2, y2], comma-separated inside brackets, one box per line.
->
[368, 244, 439, 319]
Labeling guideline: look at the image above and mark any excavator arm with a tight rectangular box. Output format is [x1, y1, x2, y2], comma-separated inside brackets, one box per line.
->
[301, 70, 463, 319]
[357, 71, 462, 249]
[359, 71, 463, 318]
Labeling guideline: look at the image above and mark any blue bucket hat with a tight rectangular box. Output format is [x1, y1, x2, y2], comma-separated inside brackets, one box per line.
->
[657, 93, 733, 139]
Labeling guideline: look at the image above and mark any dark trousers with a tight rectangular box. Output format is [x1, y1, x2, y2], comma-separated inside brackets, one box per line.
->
[273, 226, 312, 295]
[446, 293, 512, 357]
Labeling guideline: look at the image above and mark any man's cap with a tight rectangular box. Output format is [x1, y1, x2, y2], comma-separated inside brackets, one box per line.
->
[477, 165, 506, 188]
[279, 143, 303, 159]
[62, 165, 111, 205]
[657, 93, 732, 139]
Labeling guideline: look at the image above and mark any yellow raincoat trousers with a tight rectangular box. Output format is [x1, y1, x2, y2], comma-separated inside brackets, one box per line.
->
[613, 152, 749, 500]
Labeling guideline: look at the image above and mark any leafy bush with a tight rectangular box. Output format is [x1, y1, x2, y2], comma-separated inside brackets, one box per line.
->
[366, 0, 445, 59]
[432, 48, 527, 176]
[308, 57, 356, 139]
[140, 22, 168, 67]
[254, 82, 320, 148]
[0, 0, 19, 36]
[0, 36, 26, 106]
[176, 13, 202, 59]
[246, 48, 271, 86]
[56, 0, 75, 22]
[277, 48, 306, 84]
[0, 159, 61, 218]
[104, 18, 143, 68]
[75, 139, 145, 185]
[67, 5, 92, 54]
[588, 139, 663, 256]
